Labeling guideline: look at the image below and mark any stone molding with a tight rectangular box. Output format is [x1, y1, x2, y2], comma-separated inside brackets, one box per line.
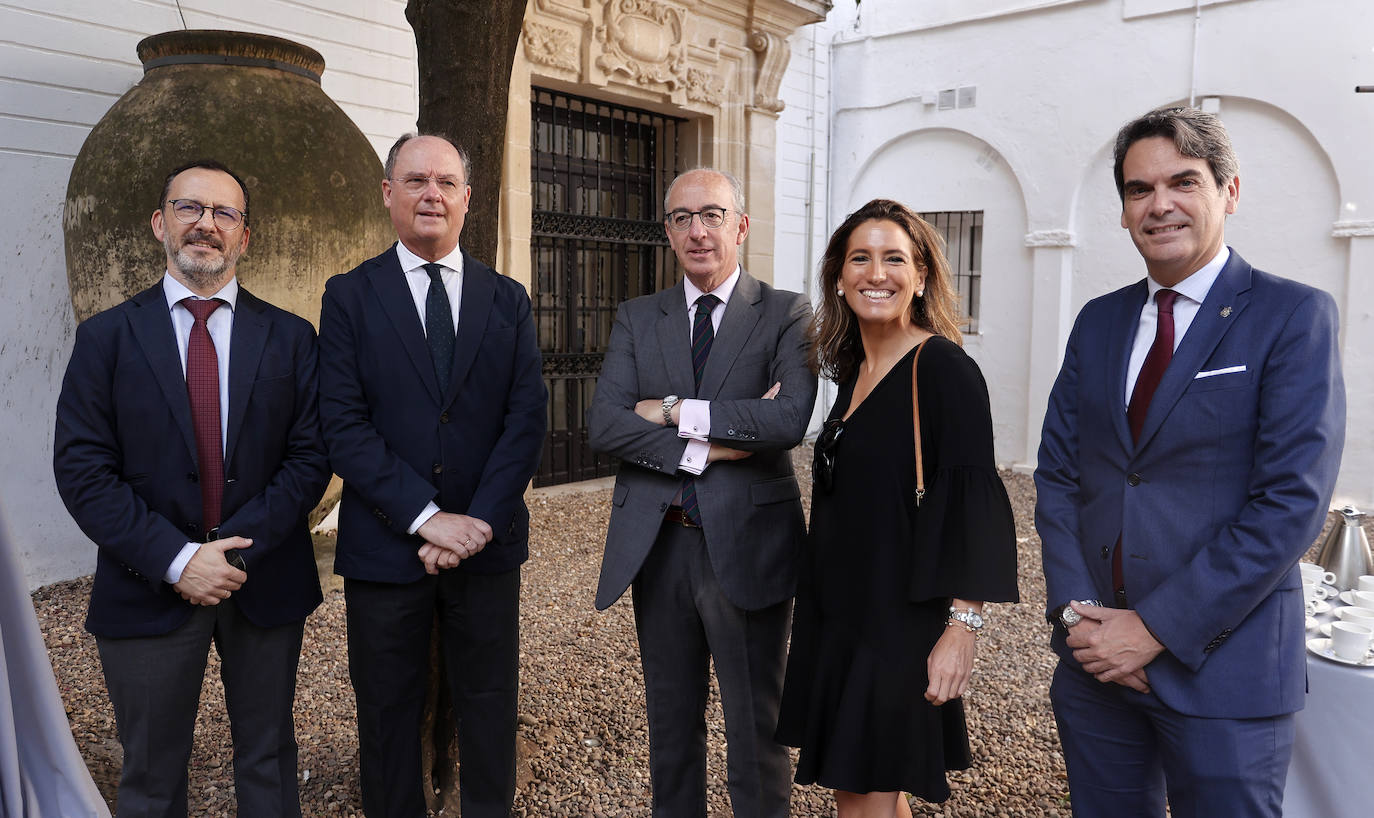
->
[1332, 220, 1374, 238]
[749, 30, 789, 113]
[1024, 229, 1076, 247]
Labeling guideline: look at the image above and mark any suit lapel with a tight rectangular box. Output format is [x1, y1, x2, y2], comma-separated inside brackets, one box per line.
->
[1135, 252, 1253, 450]
[445, 251, 495, 407]
[368, 248, 443, 404]
[224, 289, 268, 470]
[654, 283, 696, 398]
[1108, 281, 1148, 452]
[127, 284, 197, 459]
[697, 271, 761, 399]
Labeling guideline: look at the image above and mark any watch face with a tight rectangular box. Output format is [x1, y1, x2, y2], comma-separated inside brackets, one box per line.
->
[1061, 607, 1081, 627]
[969, 612, 985, 629]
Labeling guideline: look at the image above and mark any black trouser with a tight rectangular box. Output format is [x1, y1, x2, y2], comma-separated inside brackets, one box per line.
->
[345, 568, 521, 818]
[97, 601, 305, 818]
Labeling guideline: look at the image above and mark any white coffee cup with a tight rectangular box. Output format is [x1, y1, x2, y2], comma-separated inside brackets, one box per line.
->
[1338, 606, 1374, 628]
[1300, 562, 1338, 587]
[1352, 590, 1374, 610]
[1330, 622, 1372, 661]
[1303, 579, 1331, 605]
[1358, 575, 1374, 594]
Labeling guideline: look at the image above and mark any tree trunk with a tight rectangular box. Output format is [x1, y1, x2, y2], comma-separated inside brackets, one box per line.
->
[406, 0, 527, 265]
[404, 1, 528, 812]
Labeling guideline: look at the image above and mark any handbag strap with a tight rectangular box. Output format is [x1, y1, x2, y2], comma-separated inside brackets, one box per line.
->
[911, 339, 927, 507]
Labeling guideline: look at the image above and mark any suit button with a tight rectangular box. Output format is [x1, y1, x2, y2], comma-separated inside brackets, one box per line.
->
[432, 464, 443, 474]
[659, 502, 668, 512]
[1100, 546, 1110, 559]
[187, 472, 198, 483]
[1127, 473, 1141, 486]
[727, 429, 737, 436]
[440, 412, 450, 423]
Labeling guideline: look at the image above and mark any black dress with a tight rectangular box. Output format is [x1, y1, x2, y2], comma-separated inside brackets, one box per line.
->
[775, 336, 1019, 801]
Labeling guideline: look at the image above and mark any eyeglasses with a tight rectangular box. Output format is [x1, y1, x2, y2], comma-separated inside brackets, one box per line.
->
[666, 207, 731, 231]
[166, 199, 246, 231]
[814, 418, 845, 494]
[391, 175, 466, 196]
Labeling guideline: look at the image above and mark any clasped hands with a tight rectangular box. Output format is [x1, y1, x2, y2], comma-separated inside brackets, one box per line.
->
[632, 382, 781, 463]
[416, 511, 493, 574]
[173, 536, 250, 606]
[1064, 602, 1165, 693]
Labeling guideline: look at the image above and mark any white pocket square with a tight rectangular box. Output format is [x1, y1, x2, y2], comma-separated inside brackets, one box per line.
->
[1195, 365, 1246, 379]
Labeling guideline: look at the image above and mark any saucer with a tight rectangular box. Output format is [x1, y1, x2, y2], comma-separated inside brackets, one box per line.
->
[1310, 600, 1332, 615]
[1319, 623, 1333, 638]
[1306, 616, 1319, 631]
[1307, 637, 1374, 667]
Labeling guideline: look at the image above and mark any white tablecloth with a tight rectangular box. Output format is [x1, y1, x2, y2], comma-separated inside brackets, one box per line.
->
[1284, 613, 1374, 818]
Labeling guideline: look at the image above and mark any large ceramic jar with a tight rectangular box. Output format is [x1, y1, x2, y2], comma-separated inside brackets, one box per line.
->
[64, 30, 392, 325]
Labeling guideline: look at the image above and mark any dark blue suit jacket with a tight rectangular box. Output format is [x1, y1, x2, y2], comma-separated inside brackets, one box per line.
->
[1036, 250, 1345, 718]
[318, 246, 547, 583]
[54, 283, 329, 638]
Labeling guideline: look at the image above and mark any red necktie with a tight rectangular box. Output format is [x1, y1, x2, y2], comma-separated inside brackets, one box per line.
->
[1114, 288, 1178, 601]
[182, 298, 225, 532]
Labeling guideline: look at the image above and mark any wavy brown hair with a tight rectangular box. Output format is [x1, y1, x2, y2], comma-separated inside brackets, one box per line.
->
[809, 199, 963, 382]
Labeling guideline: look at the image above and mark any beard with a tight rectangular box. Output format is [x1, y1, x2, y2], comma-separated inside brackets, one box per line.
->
[165, 229, 242, 290]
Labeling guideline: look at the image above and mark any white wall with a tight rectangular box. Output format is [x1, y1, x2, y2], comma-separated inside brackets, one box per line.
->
[1, 0, 418, 590]
[819, 0, 1374, 505]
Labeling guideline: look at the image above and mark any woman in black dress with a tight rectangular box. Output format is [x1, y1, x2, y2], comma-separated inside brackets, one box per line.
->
[776, 199, 1019, 816]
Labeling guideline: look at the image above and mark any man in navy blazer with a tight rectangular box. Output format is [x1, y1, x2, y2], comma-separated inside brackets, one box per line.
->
[54, 159, 329, 817]
[318, 134, 546, 817]
[1036, 107, 1345, 817]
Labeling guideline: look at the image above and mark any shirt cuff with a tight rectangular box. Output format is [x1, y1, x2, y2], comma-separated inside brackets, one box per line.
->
[678, 438, 711, 475]
[677, 399, 710, 440]
[164, 542, 202, 584]
[408, 502, 441, 535]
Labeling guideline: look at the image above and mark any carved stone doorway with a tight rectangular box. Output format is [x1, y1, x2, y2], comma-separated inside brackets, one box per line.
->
[531, 88, 683, 486]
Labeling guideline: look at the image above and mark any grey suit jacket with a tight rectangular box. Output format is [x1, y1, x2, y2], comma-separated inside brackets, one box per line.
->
[588, 270, 817, 611]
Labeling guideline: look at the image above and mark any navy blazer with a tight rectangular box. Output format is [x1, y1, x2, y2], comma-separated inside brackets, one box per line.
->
[1035, 250, 1345, 719]
[54, 284, 329, 638]
[318, 246, 547, 583]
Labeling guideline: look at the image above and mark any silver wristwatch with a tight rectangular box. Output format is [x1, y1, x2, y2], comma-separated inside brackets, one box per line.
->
[947, 606, 985, 633]
[661, 395, 681, 426]
[1059, 599, 1103, 628]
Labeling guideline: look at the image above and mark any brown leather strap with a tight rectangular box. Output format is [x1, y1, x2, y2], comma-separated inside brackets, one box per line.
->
[911, 339, 927, 506]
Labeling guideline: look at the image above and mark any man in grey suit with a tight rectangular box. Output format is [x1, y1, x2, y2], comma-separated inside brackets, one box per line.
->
[588, 168, 817, 817]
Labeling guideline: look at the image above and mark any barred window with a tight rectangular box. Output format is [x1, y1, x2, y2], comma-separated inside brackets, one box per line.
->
[919, 210, 982, 333]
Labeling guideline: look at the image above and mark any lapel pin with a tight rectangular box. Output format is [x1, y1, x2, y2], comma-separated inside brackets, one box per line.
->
[1219, 306, 1232, 318]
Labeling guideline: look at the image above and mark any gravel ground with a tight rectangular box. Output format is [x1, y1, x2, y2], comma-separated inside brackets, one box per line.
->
[33, 447, 1368, 816]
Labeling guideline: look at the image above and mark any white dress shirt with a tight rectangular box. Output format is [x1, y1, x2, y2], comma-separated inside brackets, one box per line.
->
[1125, 246, 1230, 403]
[676, 266, 742, 475]
[395, 241, 466, 534]
[161, 273, 238, 583]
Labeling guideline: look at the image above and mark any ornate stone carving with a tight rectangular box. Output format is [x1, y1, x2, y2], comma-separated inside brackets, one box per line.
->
[595, 0, 688, 91]
[748, 30, 789, 113]
[686, 67, 725, 105]
[523, 20, 579, 73]
[1024, 229, 1076, 247]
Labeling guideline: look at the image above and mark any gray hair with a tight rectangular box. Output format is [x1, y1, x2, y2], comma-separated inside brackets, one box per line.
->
[384, 132, 473, 184]
[663, 167, 746, 215]
[1112, 106, 1238, 202]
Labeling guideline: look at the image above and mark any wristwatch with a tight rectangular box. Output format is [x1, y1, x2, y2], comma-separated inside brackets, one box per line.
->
[947, 606, 985, 634]
[1059, 599, 1103, 628]
[661, 395, 681, 426]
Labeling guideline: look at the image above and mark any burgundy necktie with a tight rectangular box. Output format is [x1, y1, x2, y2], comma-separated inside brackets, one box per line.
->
[1114, 288, 1178, 601]
[183, 297, 225, 532]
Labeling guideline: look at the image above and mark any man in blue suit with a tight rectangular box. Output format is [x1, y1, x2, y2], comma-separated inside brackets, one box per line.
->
[54, 159, 330, 817]
[1036, 106, 1345, 817]
[318, 133, 546, 817]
